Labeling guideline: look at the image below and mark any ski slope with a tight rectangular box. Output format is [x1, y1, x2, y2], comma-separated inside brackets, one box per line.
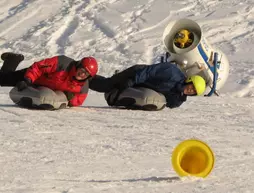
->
[0, 0, 254, 192]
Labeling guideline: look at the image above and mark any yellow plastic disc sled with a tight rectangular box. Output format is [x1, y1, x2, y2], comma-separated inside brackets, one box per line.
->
[171, 139, 215, 178]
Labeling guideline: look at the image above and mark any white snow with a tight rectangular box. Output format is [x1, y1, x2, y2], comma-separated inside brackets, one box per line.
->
[0, 0, 254, 192]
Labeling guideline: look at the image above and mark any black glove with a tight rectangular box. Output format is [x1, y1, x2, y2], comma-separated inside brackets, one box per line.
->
[68, 101, 73, 107]
[16, 78, 32, 91]
[64, 91, 75, 101]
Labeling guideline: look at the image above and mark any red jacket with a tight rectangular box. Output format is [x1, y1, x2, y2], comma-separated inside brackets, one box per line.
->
[24, 55, 89, 107]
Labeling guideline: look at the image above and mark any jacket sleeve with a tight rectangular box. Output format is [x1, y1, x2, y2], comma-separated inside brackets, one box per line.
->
[165, 93, 187, 108]
[134, 62, 185, 90]
[68, 93, 88, 107]
[67, 82, 89, 107]
[24, 56, 59, 82]
[135, 63, 185, 84]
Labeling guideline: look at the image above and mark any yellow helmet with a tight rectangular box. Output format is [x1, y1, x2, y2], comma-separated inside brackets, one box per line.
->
[186, 75, 206, 96]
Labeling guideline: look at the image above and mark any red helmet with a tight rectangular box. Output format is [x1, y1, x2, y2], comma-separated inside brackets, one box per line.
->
[80, 57, 98, 77]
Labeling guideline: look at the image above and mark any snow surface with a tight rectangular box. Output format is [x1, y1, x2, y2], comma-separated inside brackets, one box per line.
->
[0, 0, 254, 192]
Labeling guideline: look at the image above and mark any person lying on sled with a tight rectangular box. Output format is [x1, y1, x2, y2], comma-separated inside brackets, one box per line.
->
[89, 61, 206, 111]
[0, 52, 98, 109]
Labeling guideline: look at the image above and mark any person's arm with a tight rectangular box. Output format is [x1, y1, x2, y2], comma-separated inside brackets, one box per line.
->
[134, 62, 185, 87]
[65, 82, 89, 107]
[68, 93, 88, 107]
[24, 56, 60, 83]
[165, 93, 187, 108]
[167, 100, 185, 109]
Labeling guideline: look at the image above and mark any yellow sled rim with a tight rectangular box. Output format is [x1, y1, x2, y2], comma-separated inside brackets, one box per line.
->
[171, 139, 215, 178]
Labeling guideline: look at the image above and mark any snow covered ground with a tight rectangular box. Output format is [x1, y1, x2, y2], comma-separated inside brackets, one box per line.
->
[0, 0, 254, 192]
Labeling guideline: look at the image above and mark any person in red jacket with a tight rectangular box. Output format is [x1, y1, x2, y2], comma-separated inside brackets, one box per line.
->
[0, 53, 98, 107]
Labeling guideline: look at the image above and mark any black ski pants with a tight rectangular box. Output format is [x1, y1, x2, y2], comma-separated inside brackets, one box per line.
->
[0, 68, 27, 86]
[89, 64, 146, 93]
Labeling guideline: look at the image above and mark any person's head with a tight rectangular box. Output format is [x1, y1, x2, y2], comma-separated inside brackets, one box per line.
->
[184, 75, 206, 96]
[75, 57, 98, 81]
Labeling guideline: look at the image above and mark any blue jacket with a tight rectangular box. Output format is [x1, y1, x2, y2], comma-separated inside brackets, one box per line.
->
[133, 62, 187, 108]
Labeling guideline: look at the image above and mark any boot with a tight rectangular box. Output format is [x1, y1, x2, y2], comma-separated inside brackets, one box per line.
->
[0, 52, 24, 72]
[1, 52, 24, 62]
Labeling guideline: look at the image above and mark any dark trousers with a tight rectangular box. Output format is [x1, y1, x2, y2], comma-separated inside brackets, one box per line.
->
[0, 68, 27, 86]
[89, 64, 146, 93]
